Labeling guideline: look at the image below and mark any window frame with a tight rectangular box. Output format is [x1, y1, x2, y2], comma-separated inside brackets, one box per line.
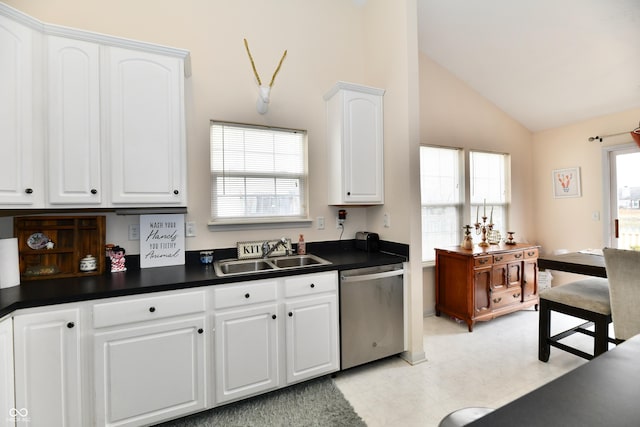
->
[209, 121, 311, 229]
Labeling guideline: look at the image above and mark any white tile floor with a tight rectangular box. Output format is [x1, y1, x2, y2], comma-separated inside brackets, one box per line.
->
[334, 308, 611, 426]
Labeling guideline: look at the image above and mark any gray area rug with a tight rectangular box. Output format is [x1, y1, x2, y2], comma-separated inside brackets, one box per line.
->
[155, 376, 366, 427]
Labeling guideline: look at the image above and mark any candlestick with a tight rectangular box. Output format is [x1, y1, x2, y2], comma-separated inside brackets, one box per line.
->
[483, 199, 486, 216]
[490, 206, 493, 224]
[476, 205, 479, 223]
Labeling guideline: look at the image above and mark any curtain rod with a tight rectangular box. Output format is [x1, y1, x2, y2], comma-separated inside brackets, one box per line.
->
[588, 131, 629, 142]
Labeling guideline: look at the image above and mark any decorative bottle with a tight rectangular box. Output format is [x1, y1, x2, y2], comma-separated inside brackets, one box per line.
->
[297, 234, 306, 255]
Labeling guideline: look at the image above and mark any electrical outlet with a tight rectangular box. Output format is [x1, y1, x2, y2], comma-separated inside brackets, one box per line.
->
[336, 217, 345, 229]
[316, 216, 325, 230]
[128, 224, 140, 240]
[383, 212, 391, 228]
[591, 211, 600, 221]
[185, 221, 196, 237]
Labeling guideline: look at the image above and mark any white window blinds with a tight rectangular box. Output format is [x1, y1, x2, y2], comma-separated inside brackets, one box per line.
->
[210, 122, 308, 221]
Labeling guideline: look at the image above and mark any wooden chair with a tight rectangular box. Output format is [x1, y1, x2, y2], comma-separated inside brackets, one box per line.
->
[603, 248, 640, 342]
[538, 277, 614, 362]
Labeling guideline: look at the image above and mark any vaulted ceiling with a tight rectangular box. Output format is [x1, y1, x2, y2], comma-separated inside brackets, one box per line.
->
[417, 0, 640, 132]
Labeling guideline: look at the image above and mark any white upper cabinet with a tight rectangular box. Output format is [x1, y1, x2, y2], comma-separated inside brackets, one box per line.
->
[47, 36, 102, 205]
[325, 82, 385, 205]
[107, 47, 186, 206]
[0, 12, 41, 206]
[0, 3, 189, 209]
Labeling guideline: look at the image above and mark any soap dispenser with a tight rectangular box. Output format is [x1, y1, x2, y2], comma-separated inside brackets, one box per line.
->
[297, 234, 306, 255]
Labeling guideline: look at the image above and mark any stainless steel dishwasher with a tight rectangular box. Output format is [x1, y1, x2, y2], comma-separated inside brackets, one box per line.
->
[340, 263, 404, 369]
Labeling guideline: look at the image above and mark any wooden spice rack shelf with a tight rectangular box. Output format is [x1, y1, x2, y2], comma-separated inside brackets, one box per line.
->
[14, 215, 106, 281]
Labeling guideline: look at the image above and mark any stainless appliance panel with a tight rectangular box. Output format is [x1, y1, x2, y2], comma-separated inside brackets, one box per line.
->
[340, 264, 404, 369]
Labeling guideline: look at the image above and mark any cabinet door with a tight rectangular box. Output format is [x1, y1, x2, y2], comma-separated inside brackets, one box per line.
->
[0, 15, 41, 206]
[523, 259, 538, 301]
[214, 304, 278, 404]
[341, 89, 384, 204]
[93, 316, 206, 427]
[285, 294, 339, 384]
[106, 46, 186, 206]
[13, 308, 82, 427]
[474, 267, 491, 314]
[0, 317, 14, 427]
[46, 36, 102, 205]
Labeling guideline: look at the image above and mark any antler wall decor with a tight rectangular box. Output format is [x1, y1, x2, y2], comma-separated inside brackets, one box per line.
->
[243, 38, 287, 114]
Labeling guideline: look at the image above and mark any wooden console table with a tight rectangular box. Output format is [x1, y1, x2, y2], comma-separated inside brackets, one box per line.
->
[435, 243, 540, 332]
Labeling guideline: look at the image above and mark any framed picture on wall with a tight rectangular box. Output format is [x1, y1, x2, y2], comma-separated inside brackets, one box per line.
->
[553, 167, 581, 198]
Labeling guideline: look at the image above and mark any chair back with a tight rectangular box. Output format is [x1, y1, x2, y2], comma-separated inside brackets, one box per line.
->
[603, 248, 640, 341]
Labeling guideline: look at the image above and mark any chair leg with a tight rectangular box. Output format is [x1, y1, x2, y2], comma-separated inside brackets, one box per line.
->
[594, 313, 609, 357]
[538, 299, 551, 362]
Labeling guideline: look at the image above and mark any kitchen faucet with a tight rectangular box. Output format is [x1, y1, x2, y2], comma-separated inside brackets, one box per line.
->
[262, 238, 289, 258]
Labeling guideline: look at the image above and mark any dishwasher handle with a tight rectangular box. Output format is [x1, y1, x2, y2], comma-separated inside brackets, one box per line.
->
[340, 269, 403, 283]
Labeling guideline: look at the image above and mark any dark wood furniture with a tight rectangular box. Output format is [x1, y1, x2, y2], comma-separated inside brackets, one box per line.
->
[537, 251, 606, 277]
[469, 333, 640, 427]
[14, 215, 106, 281]
[435, 243, 540, 332]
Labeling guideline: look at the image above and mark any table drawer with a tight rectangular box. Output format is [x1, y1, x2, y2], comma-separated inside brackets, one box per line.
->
[93, 290, 206, 328]
[493, 251, 524, 264]
[284, 271, 337, 298]
[474, 256, 493, 268]
[490, 289, 522, 310]
[524, 248, 539, 259]
[213, 279, 278, 310]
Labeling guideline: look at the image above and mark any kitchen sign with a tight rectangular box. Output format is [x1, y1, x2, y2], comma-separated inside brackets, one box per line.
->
[140, 214, 185, 268]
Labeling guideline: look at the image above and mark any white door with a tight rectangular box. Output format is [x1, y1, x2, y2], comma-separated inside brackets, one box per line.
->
[47, 36, 102, 205]
[93, 316, 206, 427]
[214, 304, 279, 404]
[106, 46, 186, 206]
[13, 309, 82, 427]
[605, 144, 640, 249]
[0, 318, 15, 427]
[0, 15, 41, 206]
[285, 295, 339, 384]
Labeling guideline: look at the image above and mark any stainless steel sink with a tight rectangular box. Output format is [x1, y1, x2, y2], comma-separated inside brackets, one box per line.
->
[214, 254, 331, 276]
[270, 254, 331, 269]
[214, 259, 275, 276]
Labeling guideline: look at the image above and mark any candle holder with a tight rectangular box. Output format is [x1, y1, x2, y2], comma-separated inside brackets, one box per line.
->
[461, 225, 474, 250]
[474, 216, 493, 247]
[505, 231, 516, 245]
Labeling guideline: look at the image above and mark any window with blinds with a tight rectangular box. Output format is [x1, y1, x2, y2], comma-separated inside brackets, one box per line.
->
[210, 121, 308, 222]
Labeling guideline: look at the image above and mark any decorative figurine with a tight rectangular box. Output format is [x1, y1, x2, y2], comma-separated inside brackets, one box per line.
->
[109, 245, 127, 272]
[505, 231, 516, 245]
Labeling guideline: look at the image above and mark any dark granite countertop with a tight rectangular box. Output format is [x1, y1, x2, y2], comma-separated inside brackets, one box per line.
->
[0, 240, 408, 318]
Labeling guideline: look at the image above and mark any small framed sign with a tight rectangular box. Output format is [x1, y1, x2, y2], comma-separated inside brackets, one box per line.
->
[553, 167, 581, 198]
[140, 214, 185, 268]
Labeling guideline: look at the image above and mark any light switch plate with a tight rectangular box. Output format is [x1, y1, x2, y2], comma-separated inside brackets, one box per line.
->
[185, 221, 196, 237]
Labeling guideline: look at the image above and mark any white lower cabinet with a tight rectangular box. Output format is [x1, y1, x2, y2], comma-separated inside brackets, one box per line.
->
[92, 290, 207, 427]
[13, 307, 83, 427]
[93, 316, 206, 426]
[0, 317, 15, 427]
[285, 294, 339, 384]
[213, 272, 340, 404]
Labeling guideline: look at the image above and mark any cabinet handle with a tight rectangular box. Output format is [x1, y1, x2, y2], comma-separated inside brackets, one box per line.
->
[149, 306, 156, 313]
[527, 251, 536, 257]
[91, 188, 97, 194]
[310, 283, 315, 288]
[288, 312, 293, 317]
[495, 256, 503, 262]
[173, 190, 179, 195]
[245, 293, 250, 299]
[67, 322, 75, 329]
[198, 328, 204, 334]
[513, 293, 521, 298]
[272, 314, 277, 320]
[515, 253, 522, 258]
[493, 297, 502, 304]
[479, 258, 488, 265]
[25, 188, 33, 194]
